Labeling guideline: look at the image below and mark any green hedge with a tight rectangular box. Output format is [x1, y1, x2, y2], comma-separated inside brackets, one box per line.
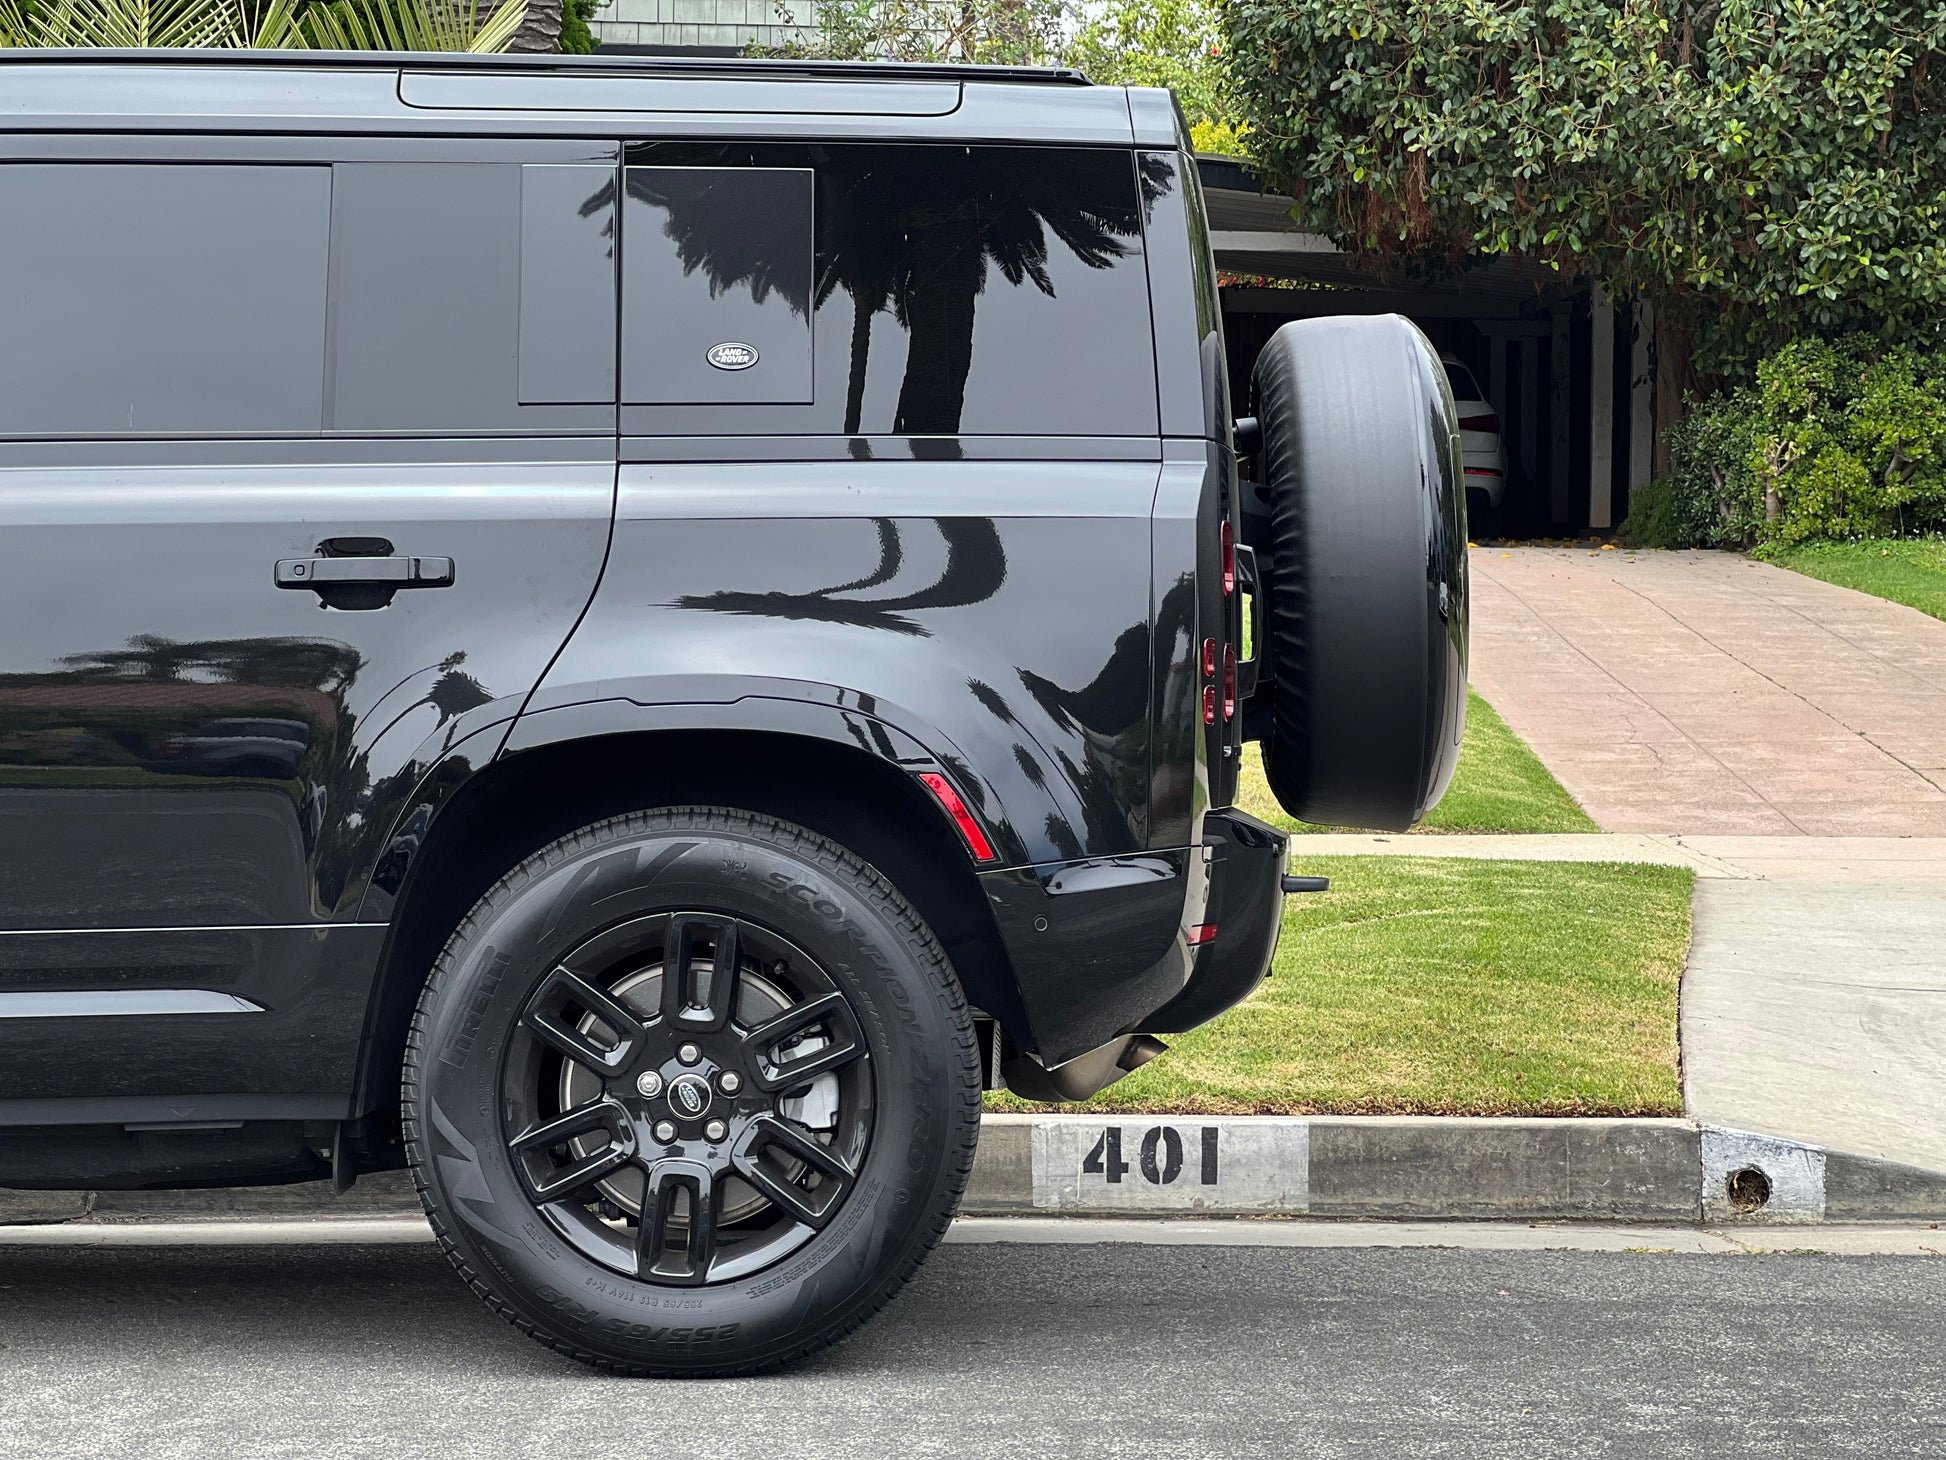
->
[1623, 337, 1946, 548]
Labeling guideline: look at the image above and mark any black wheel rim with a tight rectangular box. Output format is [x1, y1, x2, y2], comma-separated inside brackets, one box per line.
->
[501, 910, 876, 1287]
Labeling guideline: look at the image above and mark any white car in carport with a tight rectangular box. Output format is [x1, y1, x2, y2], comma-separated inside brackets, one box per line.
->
[1442, 355, 1506, 533]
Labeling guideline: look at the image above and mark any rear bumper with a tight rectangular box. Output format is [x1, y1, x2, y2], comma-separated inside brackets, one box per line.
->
[978, 809, 1287, 1082]
[1139, 808, 1289, 1034]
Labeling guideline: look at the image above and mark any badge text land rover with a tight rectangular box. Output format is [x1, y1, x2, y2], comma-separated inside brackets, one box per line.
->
[0, 52, 1466, 1375]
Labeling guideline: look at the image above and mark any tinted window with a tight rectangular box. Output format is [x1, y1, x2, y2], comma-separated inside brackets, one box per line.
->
[330, 162, 615, 432]
[521, 163, 620, 406]
[1443, 361, 1485, 400]
[0, 164, 329, 435]
[624, 167, 813, 405]
[621, 143, 1158, 437]
[1175, 141, 1231, 443]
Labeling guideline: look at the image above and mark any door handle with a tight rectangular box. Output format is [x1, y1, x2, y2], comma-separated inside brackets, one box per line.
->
[275, 556, 455, 590]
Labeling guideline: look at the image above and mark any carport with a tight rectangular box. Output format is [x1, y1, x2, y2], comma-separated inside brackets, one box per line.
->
[1200, 157, 1656, 537]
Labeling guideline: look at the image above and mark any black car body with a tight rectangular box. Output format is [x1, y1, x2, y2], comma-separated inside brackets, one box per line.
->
[0, 53, 1465, 1373]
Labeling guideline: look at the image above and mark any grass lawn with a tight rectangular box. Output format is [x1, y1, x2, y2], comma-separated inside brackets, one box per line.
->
[1234, 689, 1600, 835]
[1758, 536, 1946, 623]
[990, 854, 1692, 1118]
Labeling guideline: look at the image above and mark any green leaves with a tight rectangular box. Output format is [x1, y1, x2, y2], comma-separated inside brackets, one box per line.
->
[1224, 0, 1946, 372]
[1067, 0, 1231, 127]
[1632, 335, 1946, 547]
[0, 0, 525, 49]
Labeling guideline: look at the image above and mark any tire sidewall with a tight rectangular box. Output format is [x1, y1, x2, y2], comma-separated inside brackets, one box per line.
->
[409, 811, 973, 1372]
[1251, 314, 1468, 831]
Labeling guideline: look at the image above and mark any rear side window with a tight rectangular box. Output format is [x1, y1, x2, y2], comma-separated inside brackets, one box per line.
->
[624, 166, 814, 405]
[0, 156, 616, 440]
[0, 164, 330, 435]
[1443, 361, 1485, 401]
[329, 162, 616, 432]
[621, 142, 1158, 437]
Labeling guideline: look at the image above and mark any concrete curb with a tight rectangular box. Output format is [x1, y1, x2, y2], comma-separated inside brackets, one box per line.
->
[7, 1115, 1943, 1227]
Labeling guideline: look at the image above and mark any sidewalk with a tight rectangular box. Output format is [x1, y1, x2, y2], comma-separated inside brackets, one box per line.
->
[1293, 831, 1946, 882]
[1683, 882, 1946, 1173]
[1462, 546, 1946, 1180]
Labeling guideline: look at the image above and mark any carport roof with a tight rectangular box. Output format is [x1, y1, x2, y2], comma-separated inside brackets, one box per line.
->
[1197, 154, 1573, 318]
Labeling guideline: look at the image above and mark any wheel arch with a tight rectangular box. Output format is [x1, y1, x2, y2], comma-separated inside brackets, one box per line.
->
[347, 710, 1027, 1121]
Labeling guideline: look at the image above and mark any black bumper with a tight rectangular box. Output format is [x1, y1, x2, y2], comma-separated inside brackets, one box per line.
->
[1139, 808, 1289, 1034]
[977, 809, 1288, 1064]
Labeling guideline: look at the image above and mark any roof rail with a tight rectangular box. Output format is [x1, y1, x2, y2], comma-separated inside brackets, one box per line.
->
[0, 49, 1094, 86]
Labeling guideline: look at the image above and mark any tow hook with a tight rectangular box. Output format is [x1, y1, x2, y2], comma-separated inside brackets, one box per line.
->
[1281, 874, 1330, 894]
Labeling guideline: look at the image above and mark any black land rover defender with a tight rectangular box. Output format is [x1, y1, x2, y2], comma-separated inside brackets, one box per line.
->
[0, 52, 1466, 1374]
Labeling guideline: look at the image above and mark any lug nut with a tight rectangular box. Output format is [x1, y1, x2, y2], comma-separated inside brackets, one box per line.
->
[717, 1071, 742, 1095]
[677, 1043, 702, 1066]
[705, 1120, 727, 1142]
[635, 1071, 663, 1098]
[653, 1120, 677, 1143]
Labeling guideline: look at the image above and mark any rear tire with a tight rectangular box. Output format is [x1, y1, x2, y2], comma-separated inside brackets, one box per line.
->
[402, 805, 981, 1376]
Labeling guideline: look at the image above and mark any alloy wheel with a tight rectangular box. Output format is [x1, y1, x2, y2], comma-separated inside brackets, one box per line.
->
[501, 911, 875, 1286]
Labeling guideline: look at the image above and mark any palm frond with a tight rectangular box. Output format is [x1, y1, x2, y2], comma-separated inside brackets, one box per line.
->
[296, 0, 524, 51]
[3, 0, 249, 46]
[0, 0, 523, 50]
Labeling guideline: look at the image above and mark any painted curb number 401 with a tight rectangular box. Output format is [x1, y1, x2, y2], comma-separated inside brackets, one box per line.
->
[1082, 1125, 1220, 1187]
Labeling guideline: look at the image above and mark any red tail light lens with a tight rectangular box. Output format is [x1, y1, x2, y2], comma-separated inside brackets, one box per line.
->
[1185, 923, 1219, 947]
[1202, 636, 1217, 679]
[1459, 412, 1500, 433]
[1202, 685, 1217, 726]
[1220, 519, 1236, 596]
[1222, 644, 1237, 721]
[918, 771, 997, 863]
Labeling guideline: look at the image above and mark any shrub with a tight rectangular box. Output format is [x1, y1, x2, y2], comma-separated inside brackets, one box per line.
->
[1624, 338, 1946, 548]
[1623, 386, 1766, 548]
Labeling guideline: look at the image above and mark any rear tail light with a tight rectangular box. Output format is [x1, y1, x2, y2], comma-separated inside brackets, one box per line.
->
[1220, 519, 1235, 596]
[1222, 644, 1237, 721]
[1202, 637, 1217, 678]
[1202, 685, 1218, 726]
[1185, 923, 1218, 947]
[917, 771, 997, 863]
[1459, 412, 1500, 433]
[1464, 466, 1503, 478]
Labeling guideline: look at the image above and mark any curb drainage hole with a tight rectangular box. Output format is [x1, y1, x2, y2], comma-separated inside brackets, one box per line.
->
[1726, 1167, 1772, 1214]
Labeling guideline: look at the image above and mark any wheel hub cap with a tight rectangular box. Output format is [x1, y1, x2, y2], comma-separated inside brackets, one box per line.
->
[666, 1073, 713, 1120]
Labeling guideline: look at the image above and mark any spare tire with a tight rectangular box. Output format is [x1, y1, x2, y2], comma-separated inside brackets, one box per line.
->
[1247, 314, 1469, 831]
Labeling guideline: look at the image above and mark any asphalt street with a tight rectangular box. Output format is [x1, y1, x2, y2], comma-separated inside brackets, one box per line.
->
[1, 1238, 1942, 1459]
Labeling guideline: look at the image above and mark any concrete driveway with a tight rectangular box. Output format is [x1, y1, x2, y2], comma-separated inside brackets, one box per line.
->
[1470, 547, 1946, 836]
[1467, 546, 1946, 1175]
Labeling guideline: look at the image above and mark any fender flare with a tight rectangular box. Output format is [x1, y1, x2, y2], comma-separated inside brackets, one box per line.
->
[503, 674, 1031, 864]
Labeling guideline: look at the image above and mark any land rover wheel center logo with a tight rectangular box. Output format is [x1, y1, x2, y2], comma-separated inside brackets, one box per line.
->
[706, 342, 758, 371]
[668, 1074, 712, 1117]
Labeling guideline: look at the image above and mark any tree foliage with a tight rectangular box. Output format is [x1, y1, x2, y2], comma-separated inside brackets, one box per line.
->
[765, 0, 1069, 65]
[0, 0, 524, 48]
[557, 0, 595, 51]
[1224, 0, 1946, 369]
[1068, 0, 1228, 128]
[771, 0, 1242, 149]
